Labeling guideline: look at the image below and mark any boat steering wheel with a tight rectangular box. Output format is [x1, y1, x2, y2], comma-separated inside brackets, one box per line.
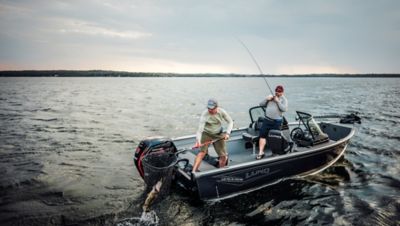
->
[290, 127, 305, 141]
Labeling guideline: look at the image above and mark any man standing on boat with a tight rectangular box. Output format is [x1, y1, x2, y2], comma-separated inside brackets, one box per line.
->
[192, 98, 233, 172]
[257, 85, 288, 160]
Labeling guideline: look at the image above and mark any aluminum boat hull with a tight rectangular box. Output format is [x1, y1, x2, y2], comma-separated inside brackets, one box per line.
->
[172, 122, 354, 201]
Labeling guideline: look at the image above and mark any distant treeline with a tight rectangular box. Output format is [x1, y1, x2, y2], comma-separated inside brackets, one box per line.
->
[0, 70, 399, 77]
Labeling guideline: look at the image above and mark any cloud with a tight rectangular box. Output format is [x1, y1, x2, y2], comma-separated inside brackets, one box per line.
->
[101, 57, 235, 74]
[57, 20, 152, 40]
[276, 64, 356, 75]
[0, 0, 400, 73]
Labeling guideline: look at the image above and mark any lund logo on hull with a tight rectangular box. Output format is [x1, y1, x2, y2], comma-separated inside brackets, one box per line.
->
[245, 168, 270, 179]
[219, 177, 243, 183]
[214, 167, 279, 186]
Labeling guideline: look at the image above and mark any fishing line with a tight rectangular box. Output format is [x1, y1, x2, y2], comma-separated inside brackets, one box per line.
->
[236, 37, 274, 95]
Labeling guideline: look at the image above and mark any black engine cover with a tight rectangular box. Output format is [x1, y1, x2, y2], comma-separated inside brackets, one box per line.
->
[267, 130, 289, 155]
[134, 137, 177, 178]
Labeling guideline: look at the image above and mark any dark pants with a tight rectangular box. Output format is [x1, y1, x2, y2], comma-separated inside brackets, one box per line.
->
[259, 117, 282, 138]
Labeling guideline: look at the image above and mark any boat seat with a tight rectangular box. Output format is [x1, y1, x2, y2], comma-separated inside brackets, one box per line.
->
[242, 116, 291, 155]
[242, 117, 264, 155]
[242, 132, 259, 143]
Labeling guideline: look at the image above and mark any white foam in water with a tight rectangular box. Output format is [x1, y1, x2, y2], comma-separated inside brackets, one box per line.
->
[140, 210, 159, 225]
[116, 210, 159, 226]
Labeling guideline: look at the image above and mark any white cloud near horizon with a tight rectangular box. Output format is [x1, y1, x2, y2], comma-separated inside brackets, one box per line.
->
[0, 0, 399, 74]
[57, 20, 152, 40]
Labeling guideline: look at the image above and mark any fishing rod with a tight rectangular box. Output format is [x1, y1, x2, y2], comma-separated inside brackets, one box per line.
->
[175, 138, 224, 155]
[236, 38, 274, 95]
[192, 138, 224, 149]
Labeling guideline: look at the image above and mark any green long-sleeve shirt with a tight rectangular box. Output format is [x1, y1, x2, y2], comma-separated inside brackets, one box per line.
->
[196, 108, 233, 142]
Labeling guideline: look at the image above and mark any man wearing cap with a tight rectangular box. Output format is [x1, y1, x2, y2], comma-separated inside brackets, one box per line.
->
[192, 98, 233, 172]
[257, 85, 288, 160]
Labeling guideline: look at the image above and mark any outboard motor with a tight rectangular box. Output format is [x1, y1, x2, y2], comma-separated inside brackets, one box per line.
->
[134, 137, 177, 179]
[267, 130, 292, 155]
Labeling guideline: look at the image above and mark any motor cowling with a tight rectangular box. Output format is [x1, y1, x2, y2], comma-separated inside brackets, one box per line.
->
[134, 137, 177, 179]
[267, 130, 292, 155]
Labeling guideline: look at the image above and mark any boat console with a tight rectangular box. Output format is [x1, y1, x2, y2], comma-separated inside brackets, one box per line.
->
[291, 111, 329, 147]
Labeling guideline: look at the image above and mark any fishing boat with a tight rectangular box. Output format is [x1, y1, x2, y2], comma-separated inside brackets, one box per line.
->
[134, 106, 360, 201]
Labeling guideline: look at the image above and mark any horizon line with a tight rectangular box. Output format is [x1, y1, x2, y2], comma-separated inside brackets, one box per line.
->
[1, 69, 400, 76]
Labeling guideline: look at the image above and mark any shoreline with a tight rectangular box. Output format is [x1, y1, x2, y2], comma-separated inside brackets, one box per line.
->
[1, 70, 399, 78]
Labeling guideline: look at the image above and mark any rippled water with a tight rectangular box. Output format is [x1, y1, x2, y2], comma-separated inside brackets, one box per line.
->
[0, 77, 399, 225]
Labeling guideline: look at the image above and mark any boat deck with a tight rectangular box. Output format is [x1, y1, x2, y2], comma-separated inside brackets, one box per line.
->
[175, 133, 338, 173]
[173, 122, 350, 174]
[178, 151, 217, 172]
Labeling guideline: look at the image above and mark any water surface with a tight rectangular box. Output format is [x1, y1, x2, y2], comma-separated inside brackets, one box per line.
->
[0, 77, 399, 225]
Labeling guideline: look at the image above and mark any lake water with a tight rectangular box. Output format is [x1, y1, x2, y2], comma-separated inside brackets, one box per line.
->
[0, 77, 399, 225]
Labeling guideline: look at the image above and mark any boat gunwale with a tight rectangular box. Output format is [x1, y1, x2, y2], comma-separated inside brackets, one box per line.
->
[200, 140, 351, 201]
[173, 123, 355, 178]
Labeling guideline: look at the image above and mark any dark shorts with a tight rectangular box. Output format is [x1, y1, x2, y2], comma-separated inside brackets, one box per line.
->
[259, 117, 282, 138]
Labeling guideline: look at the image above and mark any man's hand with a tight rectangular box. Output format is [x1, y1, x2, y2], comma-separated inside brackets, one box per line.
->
[194, 140, 201, 148]
[224, 133, 230, 140]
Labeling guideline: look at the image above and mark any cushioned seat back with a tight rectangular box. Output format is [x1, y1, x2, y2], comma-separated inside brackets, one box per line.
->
[267, 130, 290, 155]
[243, 117, 264, 144]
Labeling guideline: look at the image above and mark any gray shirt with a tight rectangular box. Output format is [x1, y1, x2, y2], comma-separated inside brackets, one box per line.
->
[259, 95, 288, 120]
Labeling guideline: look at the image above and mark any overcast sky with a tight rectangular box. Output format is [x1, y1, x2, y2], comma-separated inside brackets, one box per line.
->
[1, 0, 399, 74]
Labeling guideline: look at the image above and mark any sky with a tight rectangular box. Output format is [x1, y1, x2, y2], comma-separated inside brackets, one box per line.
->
[0, 0, 399, 74]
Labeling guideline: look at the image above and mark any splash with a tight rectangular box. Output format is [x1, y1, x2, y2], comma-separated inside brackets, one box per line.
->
[116, 210, 159, 226]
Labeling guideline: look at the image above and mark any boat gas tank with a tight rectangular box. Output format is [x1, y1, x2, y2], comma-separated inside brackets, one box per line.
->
[134, 137, 177, 178]
[267, 130, 292, 155]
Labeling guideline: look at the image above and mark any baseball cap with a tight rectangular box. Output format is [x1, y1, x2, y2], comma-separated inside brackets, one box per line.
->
[207, 98, 218, 109]
[275, 85, 284, 93]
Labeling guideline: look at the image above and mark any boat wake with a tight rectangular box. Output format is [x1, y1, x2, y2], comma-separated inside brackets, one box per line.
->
[116, 210, 159, 226]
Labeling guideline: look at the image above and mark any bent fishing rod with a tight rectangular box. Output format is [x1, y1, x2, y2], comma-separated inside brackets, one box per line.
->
[175, 138, 224, 155]
[236, 38, 274, 96]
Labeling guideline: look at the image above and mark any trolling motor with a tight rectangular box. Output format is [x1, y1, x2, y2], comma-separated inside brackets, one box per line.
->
[312, 112, 362, 124]
[339, 113, 361, 124]
[296, 112, 361, 124]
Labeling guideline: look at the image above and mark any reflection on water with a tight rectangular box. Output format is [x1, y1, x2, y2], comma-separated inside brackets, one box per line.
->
[0, 77, 399, 225]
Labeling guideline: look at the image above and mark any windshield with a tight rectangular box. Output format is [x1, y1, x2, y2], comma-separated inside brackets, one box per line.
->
[296, 111, 324, 140]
